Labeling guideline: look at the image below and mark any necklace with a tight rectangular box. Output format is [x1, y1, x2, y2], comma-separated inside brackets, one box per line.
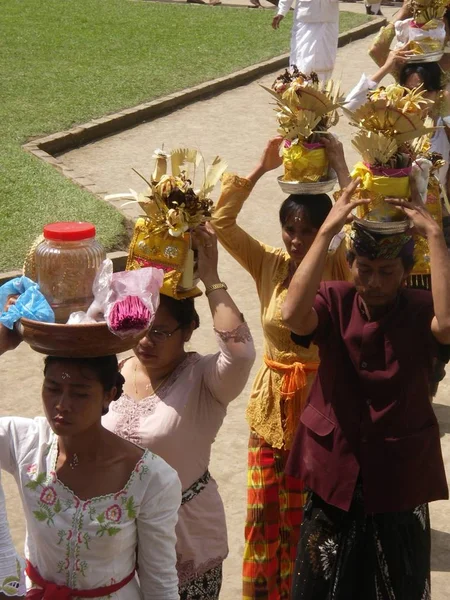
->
[69, 453, 79, 469]
[133, 363, 170, 397]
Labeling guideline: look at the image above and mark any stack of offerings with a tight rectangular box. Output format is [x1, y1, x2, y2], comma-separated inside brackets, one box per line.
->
[344, 82, 445, 287]
[263, 67, 344, 194]
[8, 222, 163, 357]
[395, 0, 449, 62]
[114, 148, 227, 299]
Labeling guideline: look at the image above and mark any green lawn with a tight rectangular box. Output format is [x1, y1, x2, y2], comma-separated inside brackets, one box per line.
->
[0, 0, 371, 271]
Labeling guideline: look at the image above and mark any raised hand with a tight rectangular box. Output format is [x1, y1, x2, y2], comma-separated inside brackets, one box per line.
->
[385, 178, 441, 239]
[192, 223, 220, 286]
[320, 177, 369, 238]
[259, 137, 284, 173]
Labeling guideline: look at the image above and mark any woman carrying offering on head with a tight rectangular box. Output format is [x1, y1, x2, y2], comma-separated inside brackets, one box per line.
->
[0, 324, 181, 600]
[211, 137, 352, 599]
[102, 222, 256, 600]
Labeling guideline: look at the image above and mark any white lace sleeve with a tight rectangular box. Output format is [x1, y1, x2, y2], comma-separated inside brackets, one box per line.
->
[344, 73, 378, 112]
[0, 471, 26, 597]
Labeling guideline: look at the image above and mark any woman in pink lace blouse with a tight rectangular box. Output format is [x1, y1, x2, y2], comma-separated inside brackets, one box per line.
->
[102, 224, 256, 600]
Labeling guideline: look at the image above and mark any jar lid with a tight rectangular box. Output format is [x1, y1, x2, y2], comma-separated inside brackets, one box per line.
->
[43, 222, 96, 241]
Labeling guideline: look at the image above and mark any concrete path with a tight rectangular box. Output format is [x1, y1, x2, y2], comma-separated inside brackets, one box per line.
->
[2, 4, 449, 599]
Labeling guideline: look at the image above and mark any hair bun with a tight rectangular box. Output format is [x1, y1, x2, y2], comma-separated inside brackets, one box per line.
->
[114, 372, 125, 401]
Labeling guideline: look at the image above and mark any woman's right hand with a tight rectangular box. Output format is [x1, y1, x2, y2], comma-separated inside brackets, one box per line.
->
[258, 137, 284, 173]
[247, 137, 284, 186]
[383, 48, 410, 74]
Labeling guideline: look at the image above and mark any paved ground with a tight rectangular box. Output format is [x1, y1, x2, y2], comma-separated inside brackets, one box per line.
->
[2, 2, 449, 598]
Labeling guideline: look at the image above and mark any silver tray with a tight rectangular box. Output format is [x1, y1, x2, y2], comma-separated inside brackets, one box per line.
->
[406, 51, 444, 63]
[351, 211, 411, 234]
[277, 170, 337, 195]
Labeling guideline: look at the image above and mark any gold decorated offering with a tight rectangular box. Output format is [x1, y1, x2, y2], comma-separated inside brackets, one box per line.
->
[394, 0, 448, 61]
[115, 147, 227, 298]
[264, 68, 344, 190]
[344, 83, 436, 219]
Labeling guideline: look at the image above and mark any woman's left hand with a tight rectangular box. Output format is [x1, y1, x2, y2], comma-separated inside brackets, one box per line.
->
[192, 223, 221, 286]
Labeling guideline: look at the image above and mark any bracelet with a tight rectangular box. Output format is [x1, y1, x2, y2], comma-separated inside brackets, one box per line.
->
[205, 282, 228, 296]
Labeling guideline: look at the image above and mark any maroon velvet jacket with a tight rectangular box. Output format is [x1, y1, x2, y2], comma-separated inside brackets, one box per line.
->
[286, 281, 449, 513]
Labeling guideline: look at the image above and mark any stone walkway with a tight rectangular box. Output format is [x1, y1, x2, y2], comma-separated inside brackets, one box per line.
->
[2, 3, 449, 599]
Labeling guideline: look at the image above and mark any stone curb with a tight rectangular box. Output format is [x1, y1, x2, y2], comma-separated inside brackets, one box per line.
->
[21, 15, 385, 178]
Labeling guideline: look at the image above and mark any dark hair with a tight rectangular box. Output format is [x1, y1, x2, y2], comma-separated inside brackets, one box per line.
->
[445, 8, 450, 28]
[43, 355, 125, 401]
[159, 294, 200, 330]
[346, 250, 415, 271]
[399, 62, 443, 92]
[279, 193, 332, 229]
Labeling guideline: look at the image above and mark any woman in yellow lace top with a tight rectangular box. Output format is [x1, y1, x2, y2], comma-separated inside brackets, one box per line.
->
[212, 137, 351, 600]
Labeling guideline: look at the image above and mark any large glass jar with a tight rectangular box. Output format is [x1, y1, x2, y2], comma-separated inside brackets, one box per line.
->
[35, 222, 106, 323]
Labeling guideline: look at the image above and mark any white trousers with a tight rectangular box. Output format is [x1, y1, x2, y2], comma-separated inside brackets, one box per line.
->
[290, 20, 339, 81]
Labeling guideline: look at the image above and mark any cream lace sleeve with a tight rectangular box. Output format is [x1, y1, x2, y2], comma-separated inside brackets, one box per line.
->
[201, 321, 256, 406]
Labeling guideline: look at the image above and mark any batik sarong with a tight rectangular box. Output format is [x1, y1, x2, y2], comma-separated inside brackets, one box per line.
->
[292, 487, 431, 600]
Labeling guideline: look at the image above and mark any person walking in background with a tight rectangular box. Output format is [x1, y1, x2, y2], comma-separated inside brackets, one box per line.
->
[272, 0, 340, 81]
[365, 0, 383, 15]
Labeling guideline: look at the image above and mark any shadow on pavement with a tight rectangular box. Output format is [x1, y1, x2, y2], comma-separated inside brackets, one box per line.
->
[431, 529, 450, 572]
[433, 403, 450, 436]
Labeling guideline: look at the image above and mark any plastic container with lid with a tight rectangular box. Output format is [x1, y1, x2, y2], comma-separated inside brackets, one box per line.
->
[34, 222, 106, 323]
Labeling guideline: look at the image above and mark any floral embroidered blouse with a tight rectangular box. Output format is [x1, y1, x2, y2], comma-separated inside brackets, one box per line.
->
[0, 417, 181, 600]
[102, 326, 255, 589]
[0, 471, 26, 597]
[212, 174, 350, 450]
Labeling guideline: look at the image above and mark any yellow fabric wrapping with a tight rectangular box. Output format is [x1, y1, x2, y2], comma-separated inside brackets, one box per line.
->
[412, 176, 443, 277]
[351, 162, 410, 197]
[283, 143, 328, 183]
[126, 217, 202, 299]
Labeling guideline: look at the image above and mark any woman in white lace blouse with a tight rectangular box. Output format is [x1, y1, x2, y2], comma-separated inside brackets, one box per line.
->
[103, 224, 256, 600]
[0, 327, 181, 600]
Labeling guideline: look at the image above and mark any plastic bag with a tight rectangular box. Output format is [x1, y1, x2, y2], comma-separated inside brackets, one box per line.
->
[0, 276, 55, 329]
[105, 267, 164, 338]
[67, 261, 164, 339]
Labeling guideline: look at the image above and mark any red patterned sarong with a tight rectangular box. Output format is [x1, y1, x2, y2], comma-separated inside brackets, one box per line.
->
[243, 431, 305, 599]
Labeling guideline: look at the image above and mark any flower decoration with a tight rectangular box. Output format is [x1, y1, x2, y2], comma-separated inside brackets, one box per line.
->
[263, 67, 344, 184]
[394, 0, 448, 57]
[344, 84, 435, 169]
[264, 67, 343, 144]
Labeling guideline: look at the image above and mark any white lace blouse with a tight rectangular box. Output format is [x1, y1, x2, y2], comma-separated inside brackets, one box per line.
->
[0, 471, 26, 596]
[0, 417, 181, 600]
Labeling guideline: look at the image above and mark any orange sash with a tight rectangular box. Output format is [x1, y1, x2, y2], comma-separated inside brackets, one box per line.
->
[264, 356, 319, 446]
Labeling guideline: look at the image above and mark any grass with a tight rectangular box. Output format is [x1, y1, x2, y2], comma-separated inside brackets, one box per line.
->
[0, 0, 371, 271]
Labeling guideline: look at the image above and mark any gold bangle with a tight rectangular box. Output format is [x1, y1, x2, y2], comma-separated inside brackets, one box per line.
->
[205, 282, 228, 296]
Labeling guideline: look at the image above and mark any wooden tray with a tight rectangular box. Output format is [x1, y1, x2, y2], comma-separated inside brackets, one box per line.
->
[17, 318, 145, 357]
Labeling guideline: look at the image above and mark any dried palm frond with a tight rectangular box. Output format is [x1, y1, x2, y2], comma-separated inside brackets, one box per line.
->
[262, 68, 344, 143]
[411, 0, 448, 23]
[352, 131, 399, 165]
[198, 156, 228, 199]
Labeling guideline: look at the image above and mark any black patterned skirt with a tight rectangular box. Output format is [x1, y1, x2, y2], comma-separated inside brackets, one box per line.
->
[179, 564, 223, 600]
[291, 488, 431, 600]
